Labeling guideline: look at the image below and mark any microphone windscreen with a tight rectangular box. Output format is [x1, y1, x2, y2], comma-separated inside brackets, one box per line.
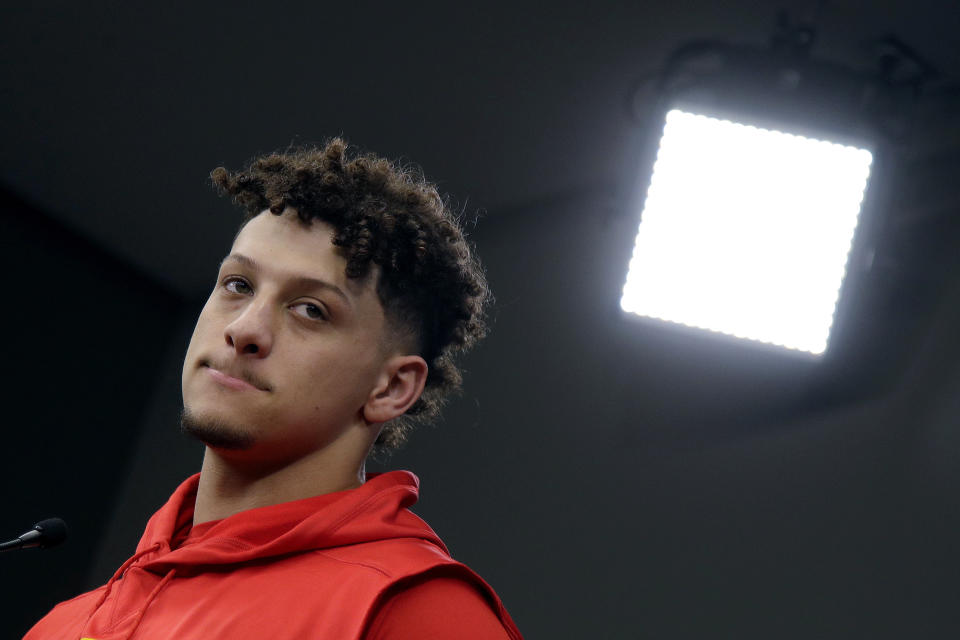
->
[34, 518, 68, 548]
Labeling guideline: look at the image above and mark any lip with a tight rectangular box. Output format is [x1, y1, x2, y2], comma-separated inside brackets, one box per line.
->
[204, 366, 263, 392]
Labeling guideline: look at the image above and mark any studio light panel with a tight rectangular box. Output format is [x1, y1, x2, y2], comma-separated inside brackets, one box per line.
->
[621, 109, 873, 355]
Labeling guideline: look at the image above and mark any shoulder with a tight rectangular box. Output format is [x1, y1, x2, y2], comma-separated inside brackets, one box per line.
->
[364, 571, 514, 640]
[22, 588, 106, 639]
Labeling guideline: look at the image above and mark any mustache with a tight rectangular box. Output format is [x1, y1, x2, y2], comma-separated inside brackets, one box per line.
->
[202, 359, 272, 392]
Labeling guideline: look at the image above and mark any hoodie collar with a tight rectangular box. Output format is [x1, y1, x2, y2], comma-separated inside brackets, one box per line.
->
[132, 470, 447, 574]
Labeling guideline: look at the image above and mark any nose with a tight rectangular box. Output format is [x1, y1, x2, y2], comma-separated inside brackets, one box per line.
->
[223, 299, 274, 357]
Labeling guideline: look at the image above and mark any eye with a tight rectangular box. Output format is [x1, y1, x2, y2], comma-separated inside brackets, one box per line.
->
[291, 301, 328, 321]
[223, 277, 252, 294]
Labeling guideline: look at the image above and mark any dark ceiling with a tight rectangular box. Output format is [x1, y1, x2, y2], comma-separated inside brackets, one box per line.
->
[2, 0, 958, 297]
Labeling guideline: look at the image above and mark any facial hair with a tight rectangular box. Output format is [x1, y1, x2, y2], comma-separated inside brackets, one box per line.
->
[180, 406, 256, 450]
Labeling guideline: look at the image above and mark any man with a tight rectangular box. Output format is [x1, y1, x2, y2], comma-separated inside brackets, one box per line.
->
[24, 139, 523, 639]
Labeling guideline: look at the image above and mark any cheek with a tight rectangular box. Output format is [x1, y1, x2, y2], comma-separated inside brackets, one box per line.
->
[288, 349, 379, 411]
[189, 301, 222, 347]
[182, 305, 218, 380]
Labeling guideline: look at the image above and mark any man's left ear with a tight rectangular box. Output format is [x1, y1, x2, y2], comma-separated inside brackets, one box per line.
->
[363, 355, 429, 424]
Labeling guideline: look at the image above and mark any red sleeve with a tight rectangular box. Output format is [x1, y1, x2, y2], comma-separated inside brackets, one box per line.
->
[364, 576, 513, 640]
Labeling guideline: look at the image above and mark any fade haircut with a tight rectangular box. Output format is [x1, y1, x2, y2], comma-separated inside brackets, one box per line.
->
[210, 138, 490, 450]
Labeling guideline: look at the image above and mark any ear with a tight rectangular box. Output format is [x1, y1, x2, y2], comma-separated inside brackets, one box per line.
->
[362, 355, 428, 424]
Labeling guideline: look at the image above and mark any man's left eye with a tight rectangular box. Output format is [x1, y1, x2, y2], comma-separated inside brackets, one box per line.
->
[292, 302, 327, 321]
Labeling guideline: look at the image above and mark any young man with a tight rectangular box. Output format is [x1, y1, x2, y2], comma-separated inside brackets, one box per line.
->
[24, 140, 523, 639]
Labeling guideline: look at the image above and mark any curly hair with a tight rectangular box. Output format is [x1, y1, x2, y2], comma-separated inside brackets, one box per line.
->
[209, 139, 490, 450]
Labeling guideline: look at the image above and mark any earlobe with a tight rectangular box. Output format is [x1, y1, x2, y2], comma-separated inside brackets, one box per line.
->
[362, 355, 428, 424]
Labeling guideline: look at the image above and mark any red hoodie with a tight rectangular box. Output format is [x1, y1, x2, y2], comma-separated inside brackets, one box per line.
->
[23, 471, 523, 640]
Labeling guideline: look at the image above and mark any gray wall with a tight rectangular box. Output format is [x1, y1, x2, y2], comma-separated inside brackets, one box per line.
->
[91, 191, 960, 638]
[0, 189, 182, 639]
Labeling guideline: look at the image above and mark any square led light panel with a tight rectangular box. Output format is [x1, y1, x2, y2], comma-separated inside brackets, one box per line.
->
[620, 109, 873, 355]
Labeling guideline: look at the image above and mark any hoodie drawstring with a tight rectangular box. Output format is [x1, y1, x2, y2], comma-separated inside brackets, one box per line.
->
[120, 567, 176, 640]
[79, 543, 162, 640]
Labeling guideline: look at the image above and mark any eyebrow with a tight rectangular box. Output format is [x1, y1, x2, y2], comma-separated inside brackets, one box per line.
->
[220, 253, 352, 308]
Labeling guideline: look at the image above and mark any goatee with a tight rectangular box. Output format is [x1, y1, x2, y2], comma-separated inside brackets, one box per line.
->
[180, 407, 256, 450]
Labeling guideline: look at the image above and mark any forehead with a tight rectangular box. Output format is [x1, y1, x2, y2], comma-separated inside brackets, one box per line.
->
[233, 210, 334, 262]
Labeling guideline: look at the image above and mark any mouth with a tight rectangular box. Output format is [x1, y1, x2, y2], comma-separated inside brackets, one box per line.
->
[201, 361, 269, 392]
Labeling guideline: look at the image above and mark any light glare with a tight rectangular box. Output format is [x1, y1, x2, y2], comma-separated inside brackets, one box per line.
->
[621, 110, 873, 355]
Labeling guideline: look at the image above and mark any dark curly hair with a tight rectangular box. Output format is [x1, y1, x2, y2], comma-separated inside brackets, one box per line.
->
[210, 138, 490, 450]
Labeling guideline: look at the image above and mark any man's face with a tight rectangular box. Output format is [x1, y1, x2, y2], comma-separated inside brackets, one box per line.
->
[181, 210, 390, 463]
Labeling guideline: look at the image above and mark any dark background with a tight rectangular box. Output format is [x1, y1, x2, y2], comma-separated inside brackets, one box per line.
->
[2, 1, 959, 638]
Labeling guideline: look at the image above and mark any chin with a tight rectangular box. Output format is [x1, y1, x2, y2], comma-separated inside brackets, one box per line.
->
[179, 407, 256, 451]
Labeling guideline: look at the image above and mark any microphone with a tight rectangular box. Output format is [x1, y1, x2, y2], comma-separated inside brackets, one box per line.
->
[0, 518, 68, 552]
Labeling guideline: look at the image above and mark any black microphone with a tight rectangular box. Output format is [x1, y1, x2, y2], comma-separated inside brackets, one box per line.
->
[0, 518, 68, 552]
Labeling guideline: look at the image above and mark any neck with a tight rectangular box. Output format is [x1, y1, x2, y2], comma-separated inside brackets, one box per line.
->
[193, 433, 371, 525]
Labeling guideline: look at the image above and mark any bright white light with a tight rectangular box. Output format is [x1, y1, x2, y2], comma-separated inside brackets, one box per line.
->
[620, 109, 873, 355]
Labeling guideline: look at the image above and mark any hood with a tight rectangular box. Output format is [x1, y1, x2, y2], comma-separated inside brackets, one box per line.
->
[131, 471, 448, 575]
